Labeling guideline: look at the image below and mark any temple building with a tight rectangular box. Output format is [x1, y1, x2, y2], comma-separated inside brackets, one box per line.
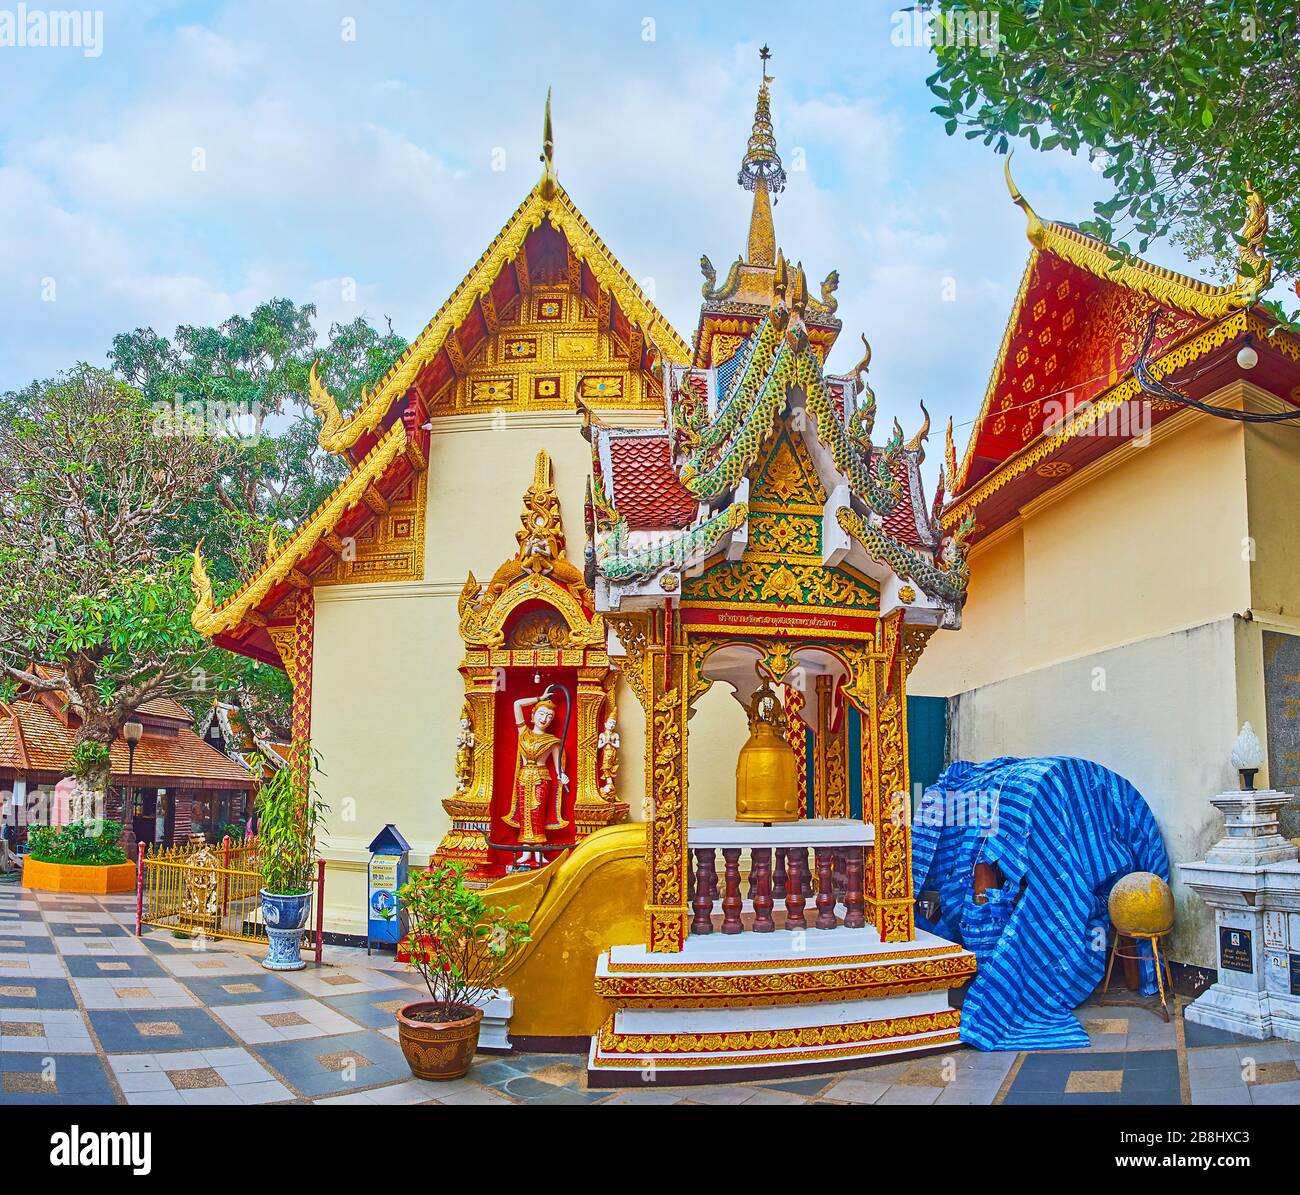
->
[0, 667, 256, 848]
[910, 161, 1300, 974]
[192, 58, 979, 1078]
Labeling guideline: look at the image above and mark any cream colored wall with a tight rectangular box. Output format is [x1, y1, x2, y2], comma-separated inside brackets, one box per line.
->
[906, 388, 1300, 967]
[912, 406, 1251, 698]
[688, 682, 756, 822]
[310, 411, 655, 936]
[947, 618, 1241, 967]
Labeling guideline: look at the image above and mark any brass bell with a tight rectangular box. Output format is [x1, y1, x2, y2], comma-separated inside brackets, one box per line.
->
[735, 677, 802, 824]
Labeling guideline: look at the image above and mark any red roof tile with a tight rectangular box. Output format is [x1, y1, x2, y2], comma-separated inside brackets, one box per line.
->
[608, 434, 698, 530]
[876, 454, 926, 550]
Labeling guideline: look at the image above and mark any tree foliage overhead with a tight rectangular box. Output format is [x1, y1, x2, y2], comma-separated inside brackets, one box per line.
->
[0, 366, 241, 791]
[107, 301, 406, 737]
[0, 302, 406, 753]
[923, 0, 1299, 317]
[109, 299, 407, 584]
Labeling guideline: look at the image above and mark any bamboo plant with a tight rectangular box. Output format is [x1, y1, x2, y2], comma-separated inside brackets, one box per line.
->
[256, 745, 327, 896]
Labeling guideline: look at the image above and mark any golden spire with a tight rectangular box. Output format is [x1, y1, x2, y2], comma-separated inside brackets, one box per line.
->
[739, 45, 785, 267]
[1003, 151, 1046, 247]
[539, 87, 557, 200]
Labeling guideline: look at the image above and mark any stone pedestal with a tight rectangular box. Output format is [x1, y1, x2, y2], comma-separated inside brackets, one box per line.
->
[1180, 789, 1300, 1041]
[477, 989, 515, 1052]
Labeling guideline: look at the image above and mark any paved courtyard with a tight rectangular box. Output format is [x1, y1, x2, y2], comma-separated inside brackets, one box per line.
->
[2, 878, 1298, 1106]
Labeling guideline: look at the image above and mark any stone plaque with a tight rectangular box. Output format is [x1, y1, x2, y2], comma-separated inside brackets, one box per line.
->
[1292, 954, 1300, 998]
[1220, 925, 1254, 974]
[1263, 630, 1300, 838]
[1265, 909, 1287, 949]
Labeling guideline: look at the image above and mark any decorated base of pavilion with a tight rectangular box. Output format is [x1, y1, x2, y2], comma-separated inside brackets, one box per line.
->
[588, 922, 974, 1084]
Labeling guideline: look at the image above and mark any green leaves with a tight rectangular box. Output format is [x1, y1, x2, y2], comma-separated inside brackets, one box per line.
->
[256, 744, 327, 895]
[398, 861, 532, 1016]
[921, 0, 1300, 283]
[28, 820, 127, 867]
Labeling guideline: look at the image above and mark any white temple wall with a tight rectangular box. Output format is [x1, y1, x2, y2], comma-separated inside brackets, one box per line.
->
[947, 617, 1242, 968]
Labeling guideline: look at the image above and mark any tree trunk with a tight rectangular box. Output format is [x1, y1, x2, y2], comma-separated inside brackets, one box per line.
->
[73, 753, 111, 826]
[71, 715, 118, 827]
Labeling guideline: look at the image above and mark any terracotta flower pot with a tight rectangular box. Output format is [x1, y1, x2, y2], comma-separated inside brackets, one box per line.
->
[395, 1003, 483, 1080]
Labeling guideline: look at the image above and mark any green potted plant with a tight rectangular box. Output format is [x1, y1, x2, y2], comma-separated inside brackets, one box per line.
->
[395, 860, 530, 1080]
[22, 819, 134, 893]
[255, 745, 327, 971]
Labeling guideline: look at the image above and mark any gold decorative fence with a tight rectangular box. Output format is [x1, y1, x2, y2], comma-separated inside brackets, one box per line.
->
[138, 836, 269, 944]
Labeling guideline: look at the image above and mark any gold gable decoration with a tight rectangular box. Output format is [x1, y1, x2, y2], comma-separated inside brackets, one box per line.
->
[310, 470, 426, 587]
[308, 160, 691, 451]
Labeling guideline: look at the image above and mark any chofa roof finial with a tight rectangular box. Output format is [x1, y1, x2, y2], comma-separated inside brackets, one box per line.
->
[540, 87, 557, 200]
[1003, 151, 1046, 247]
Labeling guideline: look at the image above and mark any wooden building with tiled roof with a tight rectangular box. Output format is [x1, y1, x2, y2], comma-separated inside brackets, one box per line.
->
[0, 671, 255, 849]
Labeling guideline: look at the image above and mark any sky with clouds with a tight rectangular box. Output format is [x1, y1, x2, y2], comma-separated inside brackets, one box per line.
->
[0, 0, 1231, 471]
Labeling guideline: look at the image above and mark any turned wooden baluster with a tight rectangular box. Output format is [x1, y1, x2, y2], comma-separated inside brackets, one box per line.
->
[784, 848, 807, 932]
[721, 848, 744, 934]
[751, 847, 774, 933]
[843, 846, 866, 929]
[814, 848, 837, 929]
[691, 848, 717, 935]
[773, 848, 788, 900]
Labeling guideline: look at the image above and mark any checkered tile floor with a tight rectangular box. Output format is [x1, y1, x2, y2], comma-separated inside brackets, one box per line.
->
[2, 881, 1298, 1105]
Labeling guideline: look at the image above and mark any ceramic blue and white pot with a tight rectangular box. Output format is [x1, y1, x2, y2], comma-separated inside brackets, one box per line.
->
[260, 889, 311, 971]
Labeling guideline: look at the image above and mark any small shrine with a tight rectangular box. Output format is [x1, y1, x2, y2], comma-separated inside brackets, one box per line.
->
[497, 54, 978, 1081]
[435, 450, 627, 882]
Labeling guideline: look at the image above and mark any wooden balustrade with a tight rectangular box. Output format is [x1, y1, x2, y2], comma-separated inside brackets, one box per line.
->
[685, 821, 874, 936]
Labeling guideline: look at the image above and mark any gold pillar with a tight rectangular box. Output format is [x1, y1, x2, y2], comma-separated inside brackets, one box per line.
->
[814, 674, 849, 819]
[610, 615, 693, 953]
[874, 613, 915, 942]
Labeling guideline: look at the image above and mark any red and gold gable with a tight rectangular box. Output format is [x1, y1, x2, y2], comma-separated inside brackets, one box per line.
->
[962, 250, 1202, 493]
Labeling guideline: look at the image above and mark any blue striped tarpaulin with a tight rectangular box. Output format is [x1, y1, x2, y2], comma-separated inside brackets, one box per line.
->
[912, 756, 1170, 1051]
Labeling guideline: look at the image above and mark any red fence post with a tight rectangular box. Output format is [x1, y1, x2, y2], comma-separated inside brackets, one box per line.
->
[135, 841, 146, 936]
[314, 859, 325, 964]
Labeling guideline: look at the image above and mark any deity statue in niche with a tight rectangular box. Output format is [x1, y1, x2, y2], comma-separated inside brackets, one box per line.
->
[504, 685, 571, 869]
[454, 703, 475, 793]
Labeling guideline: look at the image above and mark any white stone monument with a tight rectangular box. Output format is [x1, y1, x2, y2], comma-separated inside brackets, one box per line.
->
[1180, 770, 1300, 1041]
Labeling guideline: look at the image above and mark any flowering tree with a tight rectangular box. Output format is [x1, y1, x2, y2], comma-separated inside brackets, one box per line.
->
[0, 365, 236, 814]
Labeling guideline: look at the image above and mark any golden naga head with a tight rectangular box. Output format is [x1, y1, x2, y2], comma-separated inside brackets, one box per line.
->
[190, 543, 217, 637]
[1234, 180, 1272, 301]
[307, 361, 345, 445]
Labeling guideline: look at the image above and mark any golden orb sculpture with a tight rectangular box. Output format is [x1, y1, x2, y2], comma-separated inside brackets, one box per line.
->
[1108, 871, 1175, 936]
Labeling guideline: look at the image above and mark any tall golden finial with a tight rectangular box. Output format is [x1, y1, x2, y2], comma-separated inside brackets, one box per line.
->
[1003, 151, 1046, 247]
[539, 87, 557, 200]
[739, 45, 785, 267]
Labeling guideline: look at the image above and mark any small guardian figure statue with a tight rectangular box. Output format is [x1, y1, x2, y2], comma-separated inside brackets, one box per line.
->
[503, 687, 569, 869]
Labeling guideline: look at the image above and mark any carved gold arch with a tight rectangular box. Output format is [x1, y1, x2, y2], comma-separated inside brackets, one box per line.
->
[611, 603, 916, 949]
[459, 571, 606, 650]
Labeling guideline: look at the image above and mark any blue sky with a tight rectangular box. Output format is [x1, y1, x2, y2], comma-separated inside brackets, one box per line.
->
[0, 0, 1222, 465]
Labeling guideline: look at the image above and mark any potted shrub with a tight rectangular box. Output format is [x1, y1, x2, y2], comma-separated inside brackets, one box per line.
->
[395, 860, 530, 1080]
[256, 746, 327, 972]
[23, 819, 135, 894]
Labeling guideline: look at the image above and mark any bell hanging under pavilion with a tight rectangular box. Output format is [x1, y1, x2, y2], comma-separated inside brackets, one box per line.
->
[735, 678, 802, 824]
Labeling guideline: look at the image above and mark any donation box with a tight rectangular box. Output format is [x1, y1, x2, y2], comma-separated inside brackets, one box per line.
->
[366, 824, 411, 953]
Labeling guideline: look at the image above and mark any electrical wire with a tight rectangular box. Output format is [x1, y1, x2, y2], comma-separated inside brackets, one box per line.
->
[1133, 311, 1300, 423]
